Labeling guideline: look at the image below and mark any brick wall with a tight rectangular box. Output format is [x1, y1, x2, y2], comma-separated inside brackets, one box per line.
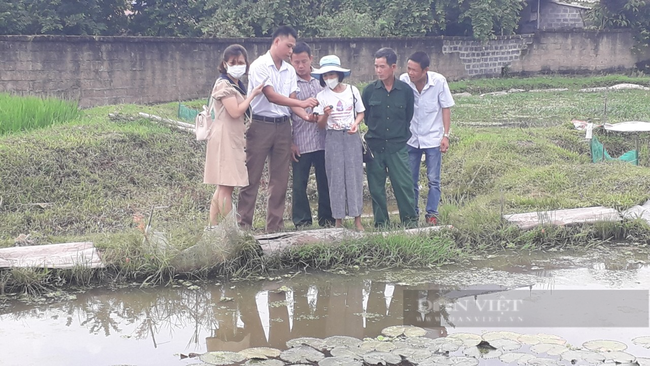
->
[540, 2, 587, 30]
[442, 35, 535, 76]
[0, 31, 648, 108]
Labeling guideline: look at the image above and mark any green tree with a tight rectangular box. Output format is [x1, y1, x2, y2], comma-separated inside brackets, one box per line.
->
[0, 0, 128, 35]
[0, 1, 27, 35]
[129, 0, 205, 37]
[589, 0, 650, 48]
[200, 0, 256, 37]
[312, 8, 383, 37]
[1, 0, 532, 41]
[459, 0, 525, 40]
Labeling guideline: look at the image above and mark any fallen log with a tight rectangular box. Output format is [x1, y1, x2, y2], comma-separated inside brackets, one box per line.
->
[0, 242, 104, 269]
[256, 226, 451, 255]
[138, 112, 195, 132]
[503, 206, 621, 230]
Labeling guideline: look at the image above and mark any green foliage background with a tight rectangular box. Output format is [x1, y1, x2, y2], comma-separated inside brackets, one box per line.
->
[0, 0, 526, 41]
[587, 0, 650, 52]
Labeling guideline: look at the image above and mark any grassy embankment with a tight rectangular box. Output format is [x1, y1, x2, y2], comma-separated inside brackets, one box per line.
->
[2, 75, 650, 292]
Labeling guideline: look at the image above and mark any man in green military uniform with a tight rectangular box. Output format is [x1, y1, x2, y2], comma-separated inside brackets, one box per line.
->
[361, 47, 418, 228]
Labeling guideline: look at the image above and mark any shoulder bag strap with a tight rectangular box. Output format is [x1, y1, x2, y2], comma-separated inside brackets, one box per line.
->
[207, 78, 226, 140]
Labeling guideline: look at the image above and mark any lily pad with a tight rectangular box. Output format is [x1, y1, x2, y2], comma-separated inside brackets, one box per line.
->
[330, 346, 362, 359]
[287, 337, 326, 350]
[499, 352, 536, 365]
[239, 347, 282, 360]
[419, 356, 479, 366]
[391, 347, 431, 363]
[244, 360, 284, 366]
[633, 336, 650, 349]
[324, 336, 363, 350]
[418, 355, 453, 366]
[360, 341, 396, 353]
[561, 350, 606, 364]
[427, 337, 464, 353]
[318, 357, 363, 366]
[489, 339, 522, 351]
[280, 346, 325, 363]
[583, 340, 627, 352]
[526, 357, 560, 366]
[363, 351, 402, 365]
[482, 331, 522, 342]
[530, 343, 568, 356]
[404, 326, 428, 337]
[380, 325, 426, 338]
[405, 337, 436, 349]
[518, 334, 566, 345]
[449, 356, 481, 366]
[447, 333, 483, 347]
[601, 351, 636, 363]
[200, 351, 247, 365]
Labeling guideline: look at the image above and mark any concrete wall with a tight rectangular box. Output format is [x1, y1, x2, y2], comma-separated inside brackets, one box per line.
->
[509, 30, 647, 74]
[0, 31, 648, 108]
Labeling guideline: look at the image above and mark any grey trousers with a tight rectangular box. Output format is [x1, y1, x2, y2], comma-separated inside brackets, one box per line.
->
[325, 130, 364, 219]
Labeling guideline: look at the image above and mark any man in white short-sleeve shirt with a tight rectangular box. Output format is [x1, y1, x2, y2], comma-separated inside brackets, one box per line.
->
[399, 51, 455, 226]
[238, 26, 319, 233]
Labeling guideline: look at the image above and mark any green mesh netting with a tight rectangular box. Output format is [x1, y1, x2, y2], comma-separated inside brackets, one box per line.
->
[178, 102, 199, 122]
[590, 135, 638, 165]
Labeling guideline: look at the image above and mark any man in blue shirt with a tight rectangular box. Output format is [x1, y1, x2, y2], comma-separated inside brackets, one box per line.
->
[400, 51, 455, 225]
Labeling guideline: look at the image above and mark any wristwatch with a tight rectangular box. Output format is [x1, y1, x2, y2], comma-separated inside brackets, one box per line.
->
[443, 132, 450, 138]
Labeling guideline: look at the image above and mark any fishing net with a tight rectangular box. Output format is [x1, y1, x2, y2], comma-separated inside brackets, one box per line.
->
[178, 102, 200, 122]
[590, 135, 638, 165]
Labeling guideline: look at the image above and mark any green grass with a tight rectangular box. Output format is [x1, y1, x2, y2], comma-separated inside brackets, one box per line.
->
[453, 89, 650, 126]
[281, 231, 460, 270]
[2, 75, 650, 293]
[0, 93, 81, 134]
[0, 108, 211, 240]
[448, 74, 650, 94]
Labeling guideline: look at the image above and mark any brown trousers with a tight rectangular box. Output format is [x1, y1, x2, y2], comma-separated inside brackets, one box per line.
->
[237, 119, 292, 232]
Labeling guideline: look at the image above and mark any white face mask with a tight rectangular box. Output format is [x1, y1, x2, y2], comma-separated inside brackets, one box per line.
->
[325, 77, 339, 90]
[227, 64, 246, 79]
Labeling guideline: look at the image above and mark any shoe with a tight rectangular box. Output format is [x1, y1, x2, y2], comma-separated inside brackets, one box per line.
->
[295, 222, 312, 230]
[426, 215, 438, 226]
[204, 224, 220, 231]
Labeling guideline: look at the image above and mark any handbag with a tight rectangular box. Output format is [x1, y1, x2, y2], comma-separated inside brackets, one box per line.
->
[361, 133, 374, 163]
[351, 87, 374, 163]
[195, 78, 224, 141]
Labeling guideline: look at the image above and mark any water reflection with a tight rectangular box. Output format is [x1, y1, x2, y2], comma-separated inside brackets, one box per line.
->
[206, 276, 449, 351]
[2, 252, 650, 365]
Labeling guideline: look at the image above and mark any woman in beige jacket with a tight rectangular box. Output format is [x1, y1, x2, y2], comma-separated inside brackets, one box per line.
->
[204, 44, 263, 226]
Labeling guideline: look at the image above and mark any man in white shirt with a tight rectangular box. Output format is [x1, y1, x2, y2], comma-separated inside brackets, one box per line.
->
[399, 51, 455, 225]
[238, 26, 319, 233]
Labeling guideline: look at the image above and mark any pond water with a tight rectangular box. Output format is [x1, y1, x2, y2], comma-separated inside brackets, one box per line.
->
[2, 246, 650, 366]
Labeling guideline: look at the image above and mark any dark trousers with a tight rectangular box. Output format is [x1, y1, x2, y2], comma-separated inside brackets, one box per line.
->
[292, 150, 335, 227]
[366, 145, 418, 228]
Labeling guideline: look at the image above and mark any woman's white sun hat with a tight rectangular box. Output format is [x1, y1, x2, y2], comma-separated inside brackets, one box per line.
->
[311, 55, 351, 78]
